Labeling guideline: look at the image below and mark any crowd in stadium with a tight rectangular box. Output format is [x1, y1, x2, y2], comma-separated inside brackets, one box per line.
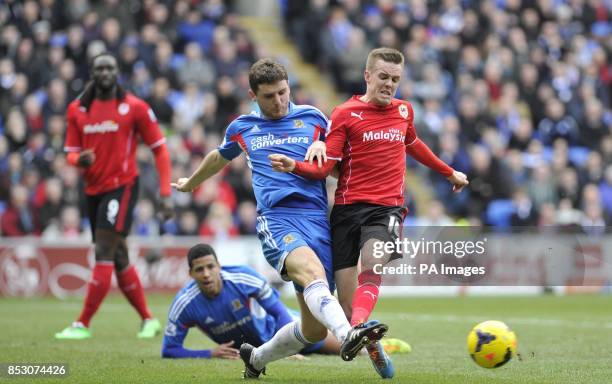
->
[282, 0, 611, 229]
[0, 0, 610, 238]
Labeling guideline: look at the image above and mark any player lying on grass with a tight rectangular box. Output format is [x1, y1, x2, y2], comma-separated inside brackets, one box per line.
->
[161, 244, 411, 359]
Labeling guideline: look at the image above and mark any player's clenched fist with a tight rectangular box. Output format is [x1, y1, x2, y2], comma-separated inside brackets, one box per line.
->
[171, 178, 195, 192]
[447, 170, 469, 193]
[77, 149, 96, 168]
[269, 154, 296, 173]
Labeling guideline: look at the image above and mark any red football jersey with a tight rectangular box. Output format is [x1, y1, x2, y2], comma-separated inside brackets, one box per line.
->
[326, 96, 417, 206]
[64, 93, 165, 195]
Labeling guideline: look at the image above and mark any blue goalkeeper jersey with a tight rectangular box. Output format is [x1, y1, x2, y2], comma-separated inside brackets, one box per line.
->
[217, 102, 328, 213]
[162, 266, 281, 351]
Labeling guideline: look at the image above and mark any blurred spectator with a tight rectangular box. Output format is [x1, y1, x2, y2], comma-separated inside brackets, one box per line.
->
[132, 198, 160, 237]
[5, 108, 28, 152]
[42, 205, 84, 239]
[510, 188, 538, 227]
[527, 164, 557, 209]
[600, 165, 612, 219]
[236, 200, 257, 235]
[177, 210, 199, 236]
[417, 200, 454, 226]
[581, 203, 606, 236]
[178, 41, 216, 89]
[38, 177, 64, 231]
[279, 0, 612, 227]
[1, 184, 39, 236]
[198, 201, 239, 239]
[146, 77, 174, 127]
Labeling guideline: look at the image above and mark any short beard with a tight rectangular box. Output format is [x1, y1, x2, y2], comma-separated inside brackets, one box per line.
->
[95, 82, 117, 98]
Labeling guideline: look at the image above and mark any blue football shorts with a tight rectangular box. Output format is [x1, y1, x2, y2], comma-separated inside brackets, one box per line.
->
[256, 208, 335, 293]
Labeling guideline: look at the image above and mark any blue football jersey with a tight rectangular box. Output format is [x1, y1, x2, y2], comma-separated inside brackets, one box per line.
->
[162, 266, 281, 350]
[217, 103, 329, 213]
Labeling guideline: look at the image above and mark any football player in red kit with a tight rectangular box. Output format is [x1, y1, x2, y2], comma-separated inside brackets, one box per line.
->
[270, 47, 468, 378]
[55, 53, 173, 340]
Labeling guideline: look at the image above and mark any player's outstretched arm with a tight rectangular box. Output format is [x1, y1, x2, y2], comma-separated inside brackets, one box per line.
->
[269, 154, 337, 180]
[150, 143, 174, 220]
[269, 154, 297, 172]
[172, 149, 229, 192]
[162, 341, 239, 359]
[66, 149, 96, 168]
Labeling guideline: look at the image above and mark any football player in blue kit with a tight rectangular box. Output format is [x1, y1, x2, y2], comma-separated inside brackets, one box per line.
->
[172, 59, 387, 378]
[161, 244, 341, 359]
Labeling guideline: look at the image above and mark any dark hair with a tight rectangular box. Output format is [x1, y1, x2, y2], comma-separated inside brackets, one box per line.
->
[78, 52, 125, 111]
[187, 243, 218, 269]
[366, 47, 405, 71]
[248, 58, 288, 94]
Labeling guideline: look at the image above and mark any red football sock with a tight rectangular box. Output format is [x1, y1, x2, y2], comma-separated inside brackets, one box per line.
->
[78, 262, 114, 327]
[117, 265, 152, 320]
[350, 270, 382, 326]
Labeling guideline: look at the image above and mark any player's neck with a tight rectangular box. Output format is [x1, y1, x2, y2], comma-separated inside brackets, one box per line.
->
[201, 279, 223, 298]
[95, 85, 117, 101]
[359, 94, 390, 107]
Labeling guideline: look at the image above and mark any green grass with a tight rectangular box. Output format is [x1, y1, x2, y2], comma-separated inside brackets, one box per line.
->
[1, 294, 611, 383]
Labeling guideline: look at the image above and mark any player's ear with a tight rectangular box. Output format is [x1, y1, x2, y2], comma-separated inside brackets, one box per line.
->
[248, 89, 256, 101]
[364, 69, 371, 83]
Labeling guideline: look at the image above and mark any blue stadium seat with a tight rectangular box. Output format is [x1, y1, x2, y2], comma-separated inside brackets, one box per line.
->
[485, 199, 515, 228]
[568, 146, 591, 167]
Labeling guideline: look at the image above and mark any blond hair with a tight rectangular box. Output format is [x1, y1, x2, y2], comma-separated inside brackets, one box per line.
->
[366, 47, 404, 71]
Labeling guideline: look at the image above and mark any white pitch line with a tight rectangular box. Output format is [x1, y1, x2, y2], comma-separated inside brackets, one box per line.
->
[1, 302, 170, 313]
[378, 313, 612, 329]
[3, 302, 611, 329]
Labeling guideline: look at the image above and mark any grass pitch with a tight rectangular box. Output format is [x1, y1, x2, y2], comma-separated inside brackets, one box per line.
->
[1, 294, 611, 383]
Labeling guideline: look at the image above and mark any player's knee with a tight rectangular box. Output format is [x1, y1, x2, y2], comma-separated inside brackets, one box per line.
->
[296, 262, 326, 286]
[94, 241, 114, 261]
[113, 244, 129, 271]
[114, 256, 129, 272]
[286, 251, 326, 286]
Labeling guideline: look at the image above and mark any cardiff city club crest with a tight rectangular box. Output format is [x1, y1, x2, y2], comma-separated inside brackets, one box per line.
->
[399, 104, 408, 119]
[283, 234, 295, 245]
[231, 299, 243, 311]
[293, 120, 304, 128]
[118, 103, 130, 115]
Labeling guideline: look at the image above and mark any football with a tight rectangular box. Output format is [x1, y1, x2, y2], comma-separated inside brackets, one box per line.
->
[467, 320, 517, 368]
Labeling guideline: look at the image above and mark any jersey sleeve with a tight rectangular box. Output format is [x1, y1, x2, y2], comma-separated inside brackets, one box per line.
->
[310, 108, 329, 142]
[162, 306, 192, 352]
[233, 267, 278, 308]
[161, 306, 213, 359]
[134, 99, 166, 149]
[244, 272, 293, 326]
[404, 102, 417, 145]
[64, 102, 82, 153]
[325, 107, 348, 161]
[217, 120, 245, 160]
